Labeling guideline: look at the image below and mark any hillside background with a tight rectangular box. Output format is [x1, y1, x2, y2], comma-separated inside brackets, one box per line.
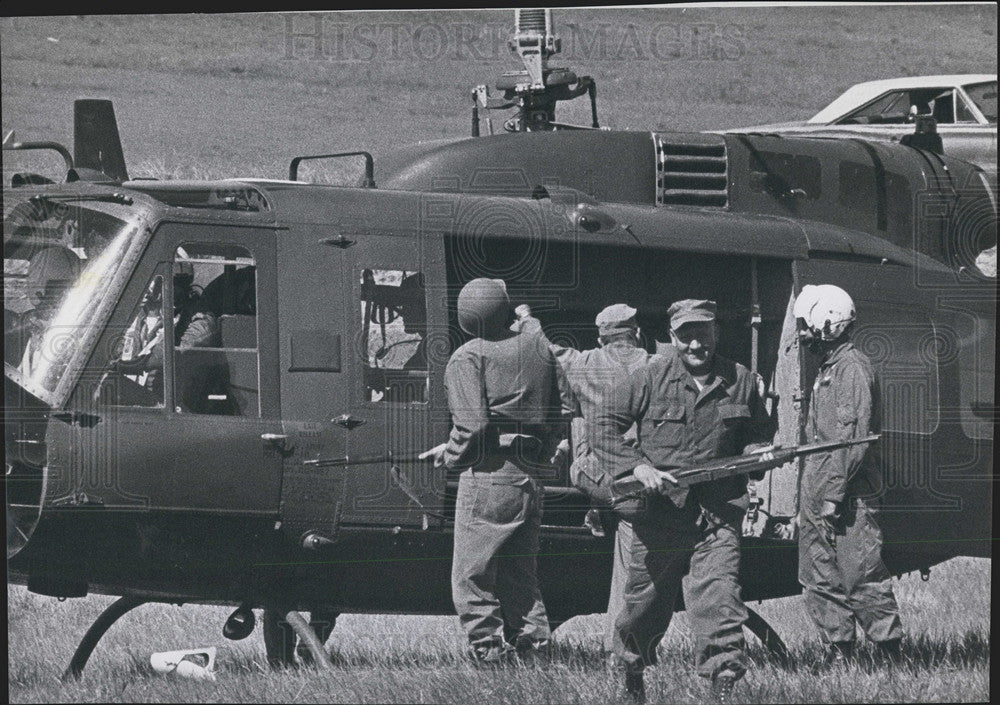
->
[2, 7, 996, 180]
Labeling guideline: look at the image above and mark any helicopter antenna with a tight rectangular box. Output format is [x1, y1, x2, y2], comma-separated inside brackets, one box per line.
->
[471, 9, 599, 135]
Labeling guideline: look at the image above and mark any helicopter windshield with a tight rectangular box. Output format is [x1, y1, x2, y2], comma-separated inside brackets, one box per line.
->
[4, 194, 151, 407]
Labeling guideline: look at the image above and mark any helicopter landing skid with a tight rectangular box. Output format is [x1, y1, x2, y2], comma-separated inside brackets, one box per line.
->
[745, 607, 790, 664]
[62, 595, 148, 681]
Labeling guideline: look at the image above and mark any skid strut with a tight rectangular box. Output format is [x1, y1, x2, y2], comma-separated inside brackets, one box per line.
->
[62, 595, 148, 680]
[262, 607, 335, 669]
[745, 607, 790, 663]
[284, 610, 333, 669]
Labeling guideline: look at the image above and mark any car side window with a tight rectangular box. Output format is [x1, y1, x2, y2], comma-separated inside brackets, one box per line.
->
[172, 244, 260, 416]
[963, 81, 996, 123]
[359, 268, 428, 404]
[929, 90, 956, 123]
[839, 91, 908, 124]
[839, 88, 966, 125]
[955, 91, 979, 123]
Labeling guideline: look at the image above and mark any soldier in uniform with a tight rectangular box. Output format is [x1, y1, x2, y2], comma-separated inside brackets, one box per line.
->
[793, 284, 903, 665]
[593, 299, 774, 702]
[430, 278, 570, 664]
[514, 303, 656, 654]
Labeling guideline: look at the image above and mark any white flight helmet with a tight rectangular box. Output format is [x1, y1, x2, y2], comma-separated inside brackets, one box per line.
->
[793, 284, 856, 341]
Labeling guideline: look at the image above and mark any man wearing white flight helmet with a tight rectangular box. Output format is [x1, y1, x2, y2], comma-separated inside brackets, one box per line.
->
[793, 284, 903, 666]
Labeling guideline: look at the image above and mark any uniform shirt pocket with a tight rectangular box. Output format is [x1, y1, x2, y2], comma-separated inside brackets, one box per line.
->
[714, 403, 751, 454]
[646, 404, 686, 448]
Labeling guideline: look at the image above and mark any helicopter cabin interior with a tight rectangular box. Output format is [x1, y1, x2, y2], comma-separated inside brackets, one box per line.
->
[439, 234, 803, 521]
[343, 229, 803, 527]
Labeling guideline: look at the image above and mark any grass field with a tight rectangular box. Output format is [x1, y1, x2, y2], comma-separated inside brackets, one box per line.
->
[7, 557, 991, 703]
[2, 7, 995, 703]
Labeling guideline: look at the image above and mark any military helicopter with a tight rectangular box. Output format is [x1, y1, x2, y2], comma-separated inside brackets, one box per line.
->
[4, 9, 995, 675]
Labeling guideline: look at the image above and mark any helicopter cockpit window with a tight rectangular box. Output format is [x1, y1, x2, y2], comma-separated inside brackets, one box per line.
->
[172, 244, 259, 416]
[4, 198, 149, 407]
[360, 269, 428, 404]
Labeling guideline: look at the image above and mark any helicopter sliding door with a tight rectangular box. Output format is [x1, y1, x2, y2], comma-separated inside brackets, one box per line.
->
[754, 287, 806, 519]
[441, 231, 796, 492]
[328, 231, 447, 527]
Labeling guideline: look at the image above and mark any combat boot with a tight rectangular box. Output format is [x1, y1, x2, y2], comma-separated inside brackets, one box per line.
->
[514, 636, 551, 664]
[623, 666, 646, 704]
[468, 641, 515, 668]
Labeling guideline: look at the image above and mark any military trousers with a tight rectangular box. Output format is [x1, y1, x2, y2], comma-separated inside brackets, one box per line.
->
[798, 496, 903, 644]
[451, 466, 550, 650]
[614, 502, 749, 680]
[604, 519, 634, 652]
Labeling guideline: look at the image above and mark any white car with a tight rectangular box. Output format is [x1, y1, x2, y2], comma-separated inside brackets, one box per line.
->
[731, 74, 997, 172]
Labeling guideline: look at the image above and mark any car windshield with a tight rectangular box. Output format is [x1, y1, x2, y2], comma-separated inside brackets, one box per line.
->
[4, 194, 151, 407]
[963, 81, 997, 123]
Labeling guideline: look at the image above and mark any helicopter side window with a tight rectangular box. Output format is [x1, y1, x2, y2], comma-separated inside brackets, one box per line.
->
[172, 244, 259, 416]
[108, 273, 168, 407]
[360, 269, 428, 404]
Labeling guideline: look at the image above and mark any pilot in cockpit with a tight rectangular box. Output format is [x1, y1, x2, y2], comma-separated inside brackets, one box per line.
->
[10, 246, 82, 377]
[113, 266, 220, 406]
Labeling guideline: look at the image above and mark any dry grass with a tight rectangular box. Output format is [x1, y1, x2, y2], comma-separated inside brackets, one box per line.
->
[2, 8, 996, 184]
[7, 557, 990, 703]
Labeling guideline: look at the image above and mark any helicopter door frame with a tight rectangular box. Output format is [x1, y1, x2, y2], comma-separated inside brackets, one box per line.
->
[329, 230, 447, 527]
[81, 220, 285, 516]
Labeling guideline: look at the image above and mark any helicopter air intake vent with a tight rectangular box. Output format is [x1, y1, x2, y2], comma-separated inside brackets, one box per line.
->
[655, 134, 729, 208]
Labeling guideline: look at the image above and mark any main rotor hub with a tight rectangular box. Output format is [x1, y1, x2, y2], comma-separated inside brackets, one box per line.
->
[470, 10, 599, 134]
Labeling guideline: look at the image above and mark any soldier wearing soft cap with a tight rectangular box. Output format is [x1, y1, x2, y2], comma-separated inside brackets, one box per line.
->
[513, 302, 657, 655]
[592, 298, 775, 702]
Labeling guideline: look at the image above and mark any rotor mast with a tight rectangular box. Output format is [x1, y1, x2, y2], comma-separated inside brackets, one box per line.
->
[471, 9, 599, 135]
